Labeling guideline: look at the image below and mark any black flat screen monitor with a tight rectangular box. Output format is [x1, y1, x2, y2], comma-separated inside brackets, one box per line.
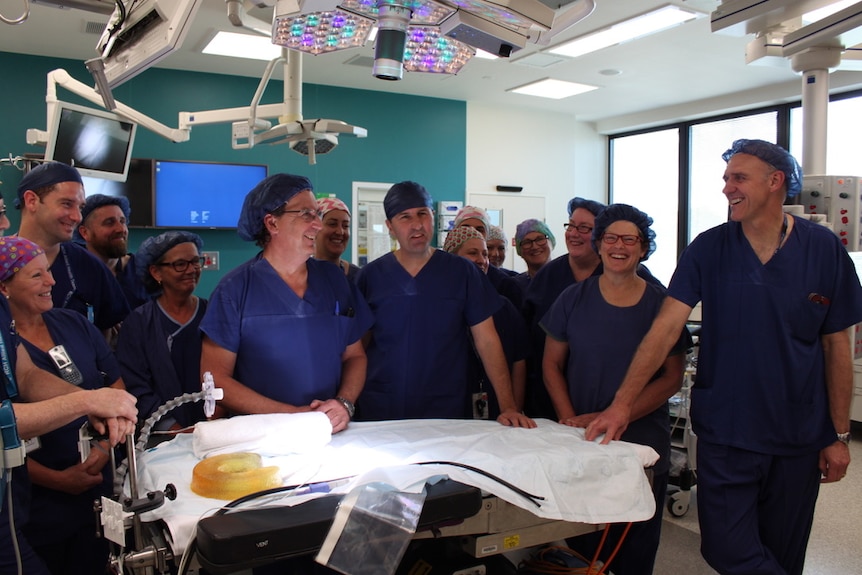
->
[44, 101, 137, 182]
[81, 158, 154, 228]
[153, 160, 267, 229]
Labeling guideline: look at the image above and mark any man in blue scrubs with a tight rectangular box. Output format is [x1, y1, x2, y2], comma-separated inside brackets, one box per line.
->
[15, 162, 130, 333]
[355, 181, 534, 427]
[586, 140, 862, 575]
[75, 194, 150, 310]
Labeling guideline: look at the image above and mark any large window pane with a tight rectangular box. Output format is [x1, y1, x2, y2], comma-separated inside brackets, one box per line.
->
[689, 112, 777, 242]
[611, 129, 679, 285]
[790, 96, 862, 175]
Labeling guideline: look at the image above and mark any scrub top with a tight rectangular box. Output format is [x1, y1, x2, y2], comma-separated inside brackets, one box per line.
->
[200, 255, 372, 408]
[523, 254, 661, 418]
[669, 216, 862, 455]
[115, 253, 151, 310]
[356, 250, 501, 420]
[19, 308, 120, 547]
[49, 242, 130, 330]
[487, 264, 524, 310]
[117, 297, 208, 427]
[541, 277, 689, 474]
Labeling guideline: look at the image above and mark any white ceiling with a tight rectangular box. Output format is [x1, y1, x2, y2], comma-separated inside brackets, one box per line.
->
[2, 0, 862, 129]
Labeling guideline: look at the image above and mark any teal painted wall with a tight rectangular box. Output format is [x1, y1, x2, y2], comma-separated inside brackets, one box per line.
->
[0, 51, 467, 296]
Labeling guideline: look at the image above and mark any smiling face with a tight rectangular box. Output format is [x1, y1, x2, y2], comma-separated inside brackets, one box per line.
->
[456, 237, 489, 274]
[486, 238, 506, 268]
[1, 253, 55, 316]
[78, 204, 128, 259]
[598, 220, 646, 276]
[149, 241, 202, 297]
[315, 209, 351, 261]
[519, 232, 552, 269]
[26, 181, 86, 245]
[386, 206, 434, 256]
[266, 190, 323, 259]
[565, 208, 598, 262]
[722, 153, 784, 223]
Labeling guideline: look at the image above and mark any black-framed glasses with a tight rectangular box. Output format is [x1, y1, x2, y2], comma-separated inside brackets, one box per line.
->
[601, 233, 642, 246]
[158, 256, 205, 272]
[283, 208, 321, 223]
[519, 235, 549, 249]
[564, 223, 593, 234]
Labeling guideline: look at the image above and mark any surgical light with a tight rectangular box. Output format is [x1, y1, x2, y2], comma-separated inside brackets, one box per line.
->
[403, 26, 475, 74]
[273, 9, 375, 54]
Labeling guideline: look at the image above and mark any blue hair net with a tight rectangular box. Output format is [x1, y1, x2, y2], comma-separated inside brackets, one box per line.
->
[722, 139, 803, 197]
[383, 181, 434, 220]
[592, 203, 656, 261]
[136, 231, 203, 291]
[16, 162, 82, 208]
[237, 174, 313, 242]
[567, 197, 606, 218]
[73, 194, 131, 243]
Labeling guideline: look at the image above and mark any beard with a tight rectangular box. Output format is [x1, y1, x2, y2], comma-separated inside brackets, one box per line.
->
[97, 237, 128, 259]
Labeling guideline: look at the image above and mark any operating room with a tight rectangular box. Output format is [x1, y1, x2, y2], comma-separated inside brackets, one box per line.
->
[1, 1, 862, 574]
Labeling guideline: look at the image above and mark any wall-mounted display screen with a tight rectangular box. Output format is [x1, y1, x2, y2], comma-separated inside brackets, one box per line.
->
[44, 101, 137, 182]
[153, 160, 267, 229]
[81, 158, 154, 228]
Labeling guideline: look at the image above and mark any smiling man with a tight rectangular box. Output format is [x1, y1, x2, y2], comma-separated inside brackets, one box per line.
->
[355, 181, 534, 428]
[15, 162, 129, 333]
[586, 140, 862, 575]
[75, 194, 149, 309]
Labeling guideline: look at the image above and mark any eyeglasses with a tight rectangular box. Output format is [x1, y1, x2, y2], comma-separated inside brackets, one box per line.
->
[158, 256, 205, 272]
[601, 233, 642, 246]
[283, 208, 322, 223]
[519, 235, 549, 249]
[564, 223, 593, 234]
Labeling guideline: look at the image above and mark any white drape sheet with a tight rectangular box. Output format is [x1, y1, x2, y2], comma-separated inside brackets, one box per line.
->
[133, 417, 659, 555]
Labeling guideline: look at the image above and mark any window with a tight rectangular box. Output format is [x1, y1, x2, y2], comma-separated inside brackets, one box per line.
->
[610, 128, 679, 285]
[789, 95, 862, 175]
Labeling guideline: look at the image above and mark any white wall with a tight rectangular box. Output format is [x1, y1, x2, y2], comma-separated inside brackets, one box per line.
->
[465, 102, 606, 261]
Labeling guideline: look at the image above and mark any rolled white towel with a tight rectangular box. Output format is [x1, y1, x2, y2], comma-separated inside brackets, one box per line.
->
[192, 412, 332, 459]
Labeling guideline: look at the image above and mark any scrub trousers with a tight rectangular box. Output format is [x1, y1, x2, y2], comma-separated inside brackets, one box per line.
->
[696, 440, 821, 575]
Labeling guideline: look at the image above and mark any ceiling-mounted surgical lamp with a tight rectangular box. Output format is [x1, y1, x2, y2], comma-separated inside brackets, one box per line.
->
[374, 2, 413, 80]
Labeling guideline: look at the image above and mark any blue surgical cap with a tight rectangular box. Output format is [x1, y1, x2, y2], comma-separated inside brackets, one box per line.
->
[73, 194, 131, 243]
[237, 173, 313, 242]
[567, 197, 606, 218]
[16, 162, 82, 208]
[722, 139, 803, 197]
[592, 203, 656, 261]
[383, 181, 434, 220]
[136, 230, 203, 283]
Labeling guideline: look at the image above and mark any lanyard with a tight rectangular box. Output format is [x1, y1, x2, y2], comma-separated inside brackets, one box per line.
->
[59, 246, 95, 323]
[0, 326, 16, 398]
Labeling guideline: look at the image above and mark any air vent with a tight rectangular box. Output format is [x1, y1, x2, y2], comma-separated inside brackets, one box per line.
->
[344, 55, 375, 68]
[512, 53, 565, 68]
[84, 20, 106, 35]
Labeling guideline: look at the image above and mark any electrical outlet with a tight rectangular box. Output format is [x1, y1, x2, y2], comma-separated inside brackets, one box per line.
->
[202, 251, 219, 271]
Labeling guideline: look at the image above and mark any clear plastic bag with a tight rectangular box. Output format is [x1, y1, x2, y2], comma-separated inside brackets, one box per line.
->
[316, 482, 427, 575]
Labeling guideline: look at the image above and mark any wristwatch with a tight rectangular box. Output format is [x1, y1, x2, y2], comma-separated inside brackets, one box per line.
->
[837, 432, 851, 445]
[335, 396, 356, 419]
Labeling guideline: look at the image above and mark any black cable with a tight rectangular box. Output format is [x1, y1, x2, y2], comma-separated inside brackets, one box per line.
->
[415, 460, 545, 507]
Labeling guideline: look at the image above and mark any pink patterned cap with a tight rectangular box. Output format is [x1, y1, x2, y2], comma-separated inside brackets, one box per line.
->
[0, 237, 45, 282]
[317, 196, 351, 217]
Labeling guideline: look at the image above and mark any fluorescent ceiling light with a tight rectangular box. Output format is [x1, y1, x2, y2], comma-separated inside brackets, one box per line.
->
[507, 78, 598, 99]
[203, 31, 282, 61]
[804, 0, 858, 24]
[549, 4, 699, 59]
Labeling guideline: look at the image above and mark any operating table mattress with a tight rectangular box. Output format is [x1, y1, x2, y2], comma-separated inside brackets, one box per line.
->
[133, 418, 659, 556]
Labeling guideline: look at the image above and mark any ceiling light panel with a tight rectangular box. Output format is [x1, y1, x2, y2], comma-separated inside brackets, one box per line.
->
[549, 4, 699, 59]
[508, 78, 598, 99]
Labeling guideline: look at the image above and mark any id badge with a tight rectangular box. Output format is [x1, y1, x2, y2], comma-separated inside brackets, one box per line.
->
[472, 392, 489, 420]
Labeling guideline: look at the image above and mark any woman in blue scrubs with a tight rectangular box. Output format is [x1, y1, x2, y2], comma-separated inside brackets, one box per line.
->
[0, 237, 121, 575]
[116, 231, 208, 432]
[199, 174, 372, 433]
[443, 225, 528, 418]
[542, 204, 689, 575]
[355, 181, 533, 427]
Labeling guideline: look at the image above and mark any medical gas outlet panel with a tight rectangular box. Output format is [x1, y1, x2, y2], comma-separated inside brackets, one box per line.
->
[801, 175, 862, 251]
